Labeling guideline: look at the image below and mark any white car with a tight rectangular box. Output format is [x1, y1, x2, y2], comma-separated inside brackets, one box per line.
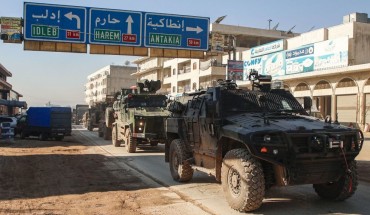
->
[0, 116, 17, 128]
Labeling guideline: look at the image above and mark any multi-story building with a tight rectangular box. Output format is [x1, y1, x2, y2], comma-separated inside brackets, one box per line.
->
[0, 63, 26, 115]
[132, 23, 298, 95]
[85, 65, 137, 106]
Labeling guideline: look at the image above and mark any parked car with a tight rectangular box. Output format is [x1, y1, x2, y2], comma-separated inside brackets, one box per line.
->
[0, 116, 17, 128]
[0, 122, 15, 140]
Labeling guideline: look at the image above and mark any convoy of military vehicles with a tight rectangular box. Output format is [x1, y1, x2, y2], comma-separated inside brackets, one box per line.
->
[17, 75, 359, 212]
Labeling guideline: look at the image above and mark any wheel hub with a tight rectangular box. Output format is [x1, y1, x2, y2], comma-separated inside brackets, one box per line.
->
[228, 168, 241, 195]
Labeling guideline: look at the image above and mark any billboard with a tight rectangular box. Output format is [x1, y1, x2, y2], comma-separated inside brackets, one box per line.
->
[227, 60, 243, 80]
[285, 45, 314, 75]
[250, 39, 284, 58]
[243, 37, 349, 78]
[314, 37, 348, 70]
[210, 32, 225, 52]
[243, 57, 262, 80]
[261, 51, 285, 77]
[0, 17, 22, 43]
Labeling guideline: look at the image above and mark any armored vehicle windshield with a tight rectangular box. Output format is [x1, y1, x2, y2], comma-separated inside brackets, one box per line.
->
[220, 88, 306, 114]
[126, 94, 167, 108]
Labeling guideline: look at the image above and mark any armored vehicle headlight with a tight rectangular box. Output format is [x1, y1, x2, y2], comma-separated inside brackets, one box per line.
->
[271, 80, 284, 89]
[355, 131, 364, 150]
[263, 134, 271, 143]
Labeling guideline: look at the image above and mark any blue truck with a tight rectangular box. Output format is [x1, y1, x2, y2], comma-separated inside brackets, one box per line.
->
[16, 107, 72, 141]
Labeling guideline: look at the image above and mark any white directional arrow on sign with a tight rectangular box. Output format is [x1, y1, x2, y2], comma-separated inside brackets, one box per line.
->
[126, 15, 133, 34]
[64, 12, 81, 29]
[186, 26, 203, 34]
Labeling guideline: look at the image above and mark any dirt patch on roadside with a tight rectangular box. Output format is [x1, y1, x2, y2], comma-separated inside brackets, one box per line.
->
[0, 135, 175, 215]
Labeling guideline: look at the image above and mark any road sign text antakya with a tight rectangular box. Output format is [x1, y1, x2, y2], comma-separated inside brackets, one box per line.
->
[144, 13, 209, 50]
[149, 33, 181, 46]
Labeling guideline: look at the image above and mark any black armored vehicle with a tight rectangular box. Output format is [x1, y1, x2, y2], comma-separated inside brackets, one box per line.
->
[165, 71, 364, 212]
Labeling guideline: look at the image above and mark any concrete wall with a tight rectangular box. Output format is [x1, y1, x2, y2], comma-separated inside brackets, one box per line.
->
[286, 28, 328, 49]
[108, 66, 137, 95]
[353, 22, 370, 65]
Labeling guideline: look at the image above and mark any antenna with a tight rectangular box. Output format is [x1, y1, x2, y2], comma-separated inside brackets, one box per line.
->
[307, 26, 315, 32]
[272, 22, 279, 30]
[286, 25, 296, 34]
[268, 19, 272, 30]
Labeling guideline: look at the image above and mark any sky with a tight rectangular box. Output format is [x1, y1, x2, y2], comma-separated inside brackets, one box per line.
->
[0, 0, 370, 107]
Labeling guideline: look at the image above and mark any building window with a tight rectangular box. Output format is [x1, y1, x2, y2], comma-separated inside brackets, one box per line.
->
[172, 86, 176, 93]
[172, 68, 176, 75]
[193, 62, 197, 70]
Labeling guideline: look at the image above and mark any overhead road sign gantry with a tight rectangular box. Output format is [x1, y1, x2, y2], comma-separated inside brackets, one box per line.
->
[24, 2, 87, 43]
[89, 8, 142, 46]
[144, 13, 209, 51]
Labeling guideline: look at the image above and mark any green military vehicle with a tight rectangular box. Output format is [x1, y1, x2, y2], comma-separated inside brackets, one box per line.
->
[111, 80, 169, 153]
[165, 70, 364, 212]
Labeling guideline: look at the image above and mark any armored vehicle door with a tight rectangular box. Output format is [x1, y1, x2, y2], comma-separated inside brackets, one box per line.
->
[185, 96, 203, 149]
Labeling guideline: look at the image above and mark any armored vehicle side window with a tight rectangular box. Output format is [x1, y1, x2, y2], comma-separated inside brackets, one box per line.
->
[126, 95, 167, 108]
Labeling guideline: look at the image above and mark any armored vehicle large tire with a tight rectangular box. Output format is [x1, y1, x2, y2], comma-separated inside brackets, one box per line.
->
[111, 126, 121, 147]
[313, 160, 358, 201]
[221, 148, 265, 212]
[169, 139, 193, 182]
[126, 132, 137, 153]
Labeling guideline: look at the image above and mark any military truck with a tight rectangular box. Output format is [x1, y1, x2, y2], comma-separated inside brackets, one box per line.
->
[74, 104, 89, 125]
[111, 80, 169, 153]
[165, 70, 364, 212]
[97, 95, 118, 140]
[85, 95, 116, 138]
[85, 103, 104, 131]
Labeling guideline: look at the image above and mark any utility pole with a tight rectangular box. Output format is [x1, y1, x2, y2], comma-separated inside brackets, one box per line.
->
[268, 19, 272, 30]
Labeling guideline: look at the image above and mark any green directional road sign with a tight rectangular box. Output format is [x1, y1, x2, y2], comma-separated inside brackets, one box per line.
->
[148, 33, 181, 46]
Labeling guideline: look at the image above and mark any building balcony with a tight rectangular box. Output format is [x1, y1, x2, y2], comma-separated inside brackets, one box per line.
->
[199, 59, 226, 77]
[199, 65, 226, 77]
[163, 76, 172, 84]
[135, 58, 163, 75]
[0, 79, 12, 89]
[177, 71, 193, 81]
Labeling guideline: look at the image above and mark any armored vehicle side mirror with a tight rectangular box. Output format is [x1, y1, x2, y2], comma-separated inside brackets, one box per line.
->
[303, 96, 312, 110]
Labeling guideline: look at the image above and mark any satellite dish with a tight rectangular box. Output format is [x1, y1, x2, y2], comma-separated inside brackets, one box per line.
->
[214, 15, 227, 24]
[286, 25, 296, 34]
[272, 23, 279, 30]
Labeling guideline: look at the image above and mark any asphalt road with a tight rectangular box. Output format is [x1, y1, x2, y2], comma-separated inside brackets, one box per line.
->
[74, 125, 370, 215]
